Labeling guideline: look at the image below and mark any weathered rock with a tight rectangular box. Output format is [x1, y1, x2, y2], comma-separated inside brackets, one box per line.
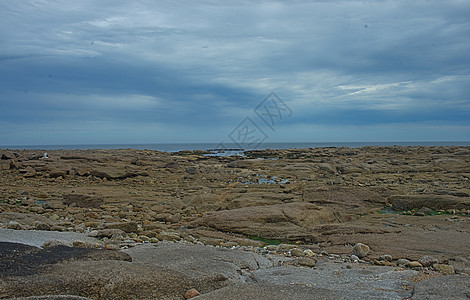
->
[90, 167, 143, 180]
[389, 195, 469, 210]
[7, 221, 23, 230]
[433, 263, 455, 275]
[352, 243, 370, 258]
[407, 261, 423, 268]
[448, 256, 470, 275]
[201, 202, 337, 241]
[185, 166, 197, 175]
[379, 254, 392, 262]
[62, 193, 102, 208]
[295, 257, 317, 267]
[20, 166, 37, 177]
[104, 222, 138, 233]
[89, 229, 126, 238]
[412, 275, 470, 299]
[418, 255, 438, 267]
[164, 161, 179, 169]
[0, 150, 15, 160]
[290, 248, 306, 257]
[184, 288, 201, 299]
[0, 212, 56, 228]
[49, 169, 68, 178]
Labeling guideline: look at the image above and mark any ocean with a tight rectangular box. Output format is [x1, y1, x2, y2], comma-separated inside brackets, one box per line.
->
[2, 141, 470, 153]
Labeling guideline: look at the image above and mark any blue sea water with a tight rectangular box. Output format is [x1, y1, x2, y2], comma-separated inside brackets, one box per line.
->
[2, 141, 470, 152]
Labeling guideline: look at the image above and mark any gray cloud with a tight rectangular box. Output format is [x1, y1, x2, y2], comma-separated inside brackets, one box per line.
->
[1, 0, 469, 144]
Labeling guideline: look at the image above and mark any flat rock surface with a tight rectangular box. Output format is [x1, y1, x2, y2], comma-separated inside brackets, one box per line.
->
[0, 228, 100, 248]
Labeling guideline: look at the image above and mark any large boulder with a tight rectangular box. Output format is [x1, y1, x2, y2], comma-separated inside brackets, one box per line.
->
[201, 202, 339, 241]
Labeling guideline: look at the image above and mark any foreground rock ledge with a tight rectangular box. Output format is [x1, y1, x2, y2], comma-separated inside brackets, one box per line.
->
[1, 241, 469, 300]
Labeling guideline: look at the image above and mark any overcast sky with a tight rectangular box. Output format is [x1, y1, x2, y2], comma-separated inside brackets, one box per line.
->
[1, 0, 469, 145]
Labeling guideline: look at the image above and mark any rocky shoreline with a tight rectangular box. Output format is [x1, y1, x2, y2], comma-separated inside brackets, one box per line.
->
[1, 146, 469, 299]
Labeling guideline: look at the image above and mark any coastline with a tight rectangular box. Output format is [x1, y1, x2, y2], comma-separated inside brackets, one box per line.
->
[1, 145, 469, 298]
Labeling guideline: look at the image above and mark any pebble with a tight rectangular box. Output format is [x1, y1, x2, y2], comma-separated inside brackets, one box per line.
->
[351, 255, 359, 262]
[184, 288, 201, 299]
[352, 243, 370, 258]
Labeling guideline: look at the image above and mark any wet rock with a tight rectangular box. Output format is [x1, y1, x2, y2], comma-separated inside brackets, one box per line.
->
[352, 243, 369, 258]
[227, 160, 253, 168]
[317, 163, 336, 174]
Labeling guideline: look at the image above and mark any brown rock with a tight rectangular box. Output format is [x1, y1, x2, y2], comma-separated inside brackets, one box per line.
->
[49, 169, 68, 178]
[63, 193, 102, 208]
[389, 195, 468, 211]
[105, 221, 138, 233]
[201, 202, 336, 241]
[164, 161, 179, 169]
[184, 288, 201, 299]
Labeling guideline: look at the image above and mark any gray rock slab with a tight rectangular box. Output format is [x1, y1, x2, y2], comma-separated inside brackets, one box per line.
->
[123, 243, 273, 282]
[0, 229, 100, 248]
[411, 274, 470, 299]
[248, 260, 417, 299]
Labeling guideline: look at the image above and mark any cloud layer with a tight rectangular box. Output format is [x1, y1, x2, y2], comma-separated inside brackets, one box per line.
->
[1, 0, 469, 145]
